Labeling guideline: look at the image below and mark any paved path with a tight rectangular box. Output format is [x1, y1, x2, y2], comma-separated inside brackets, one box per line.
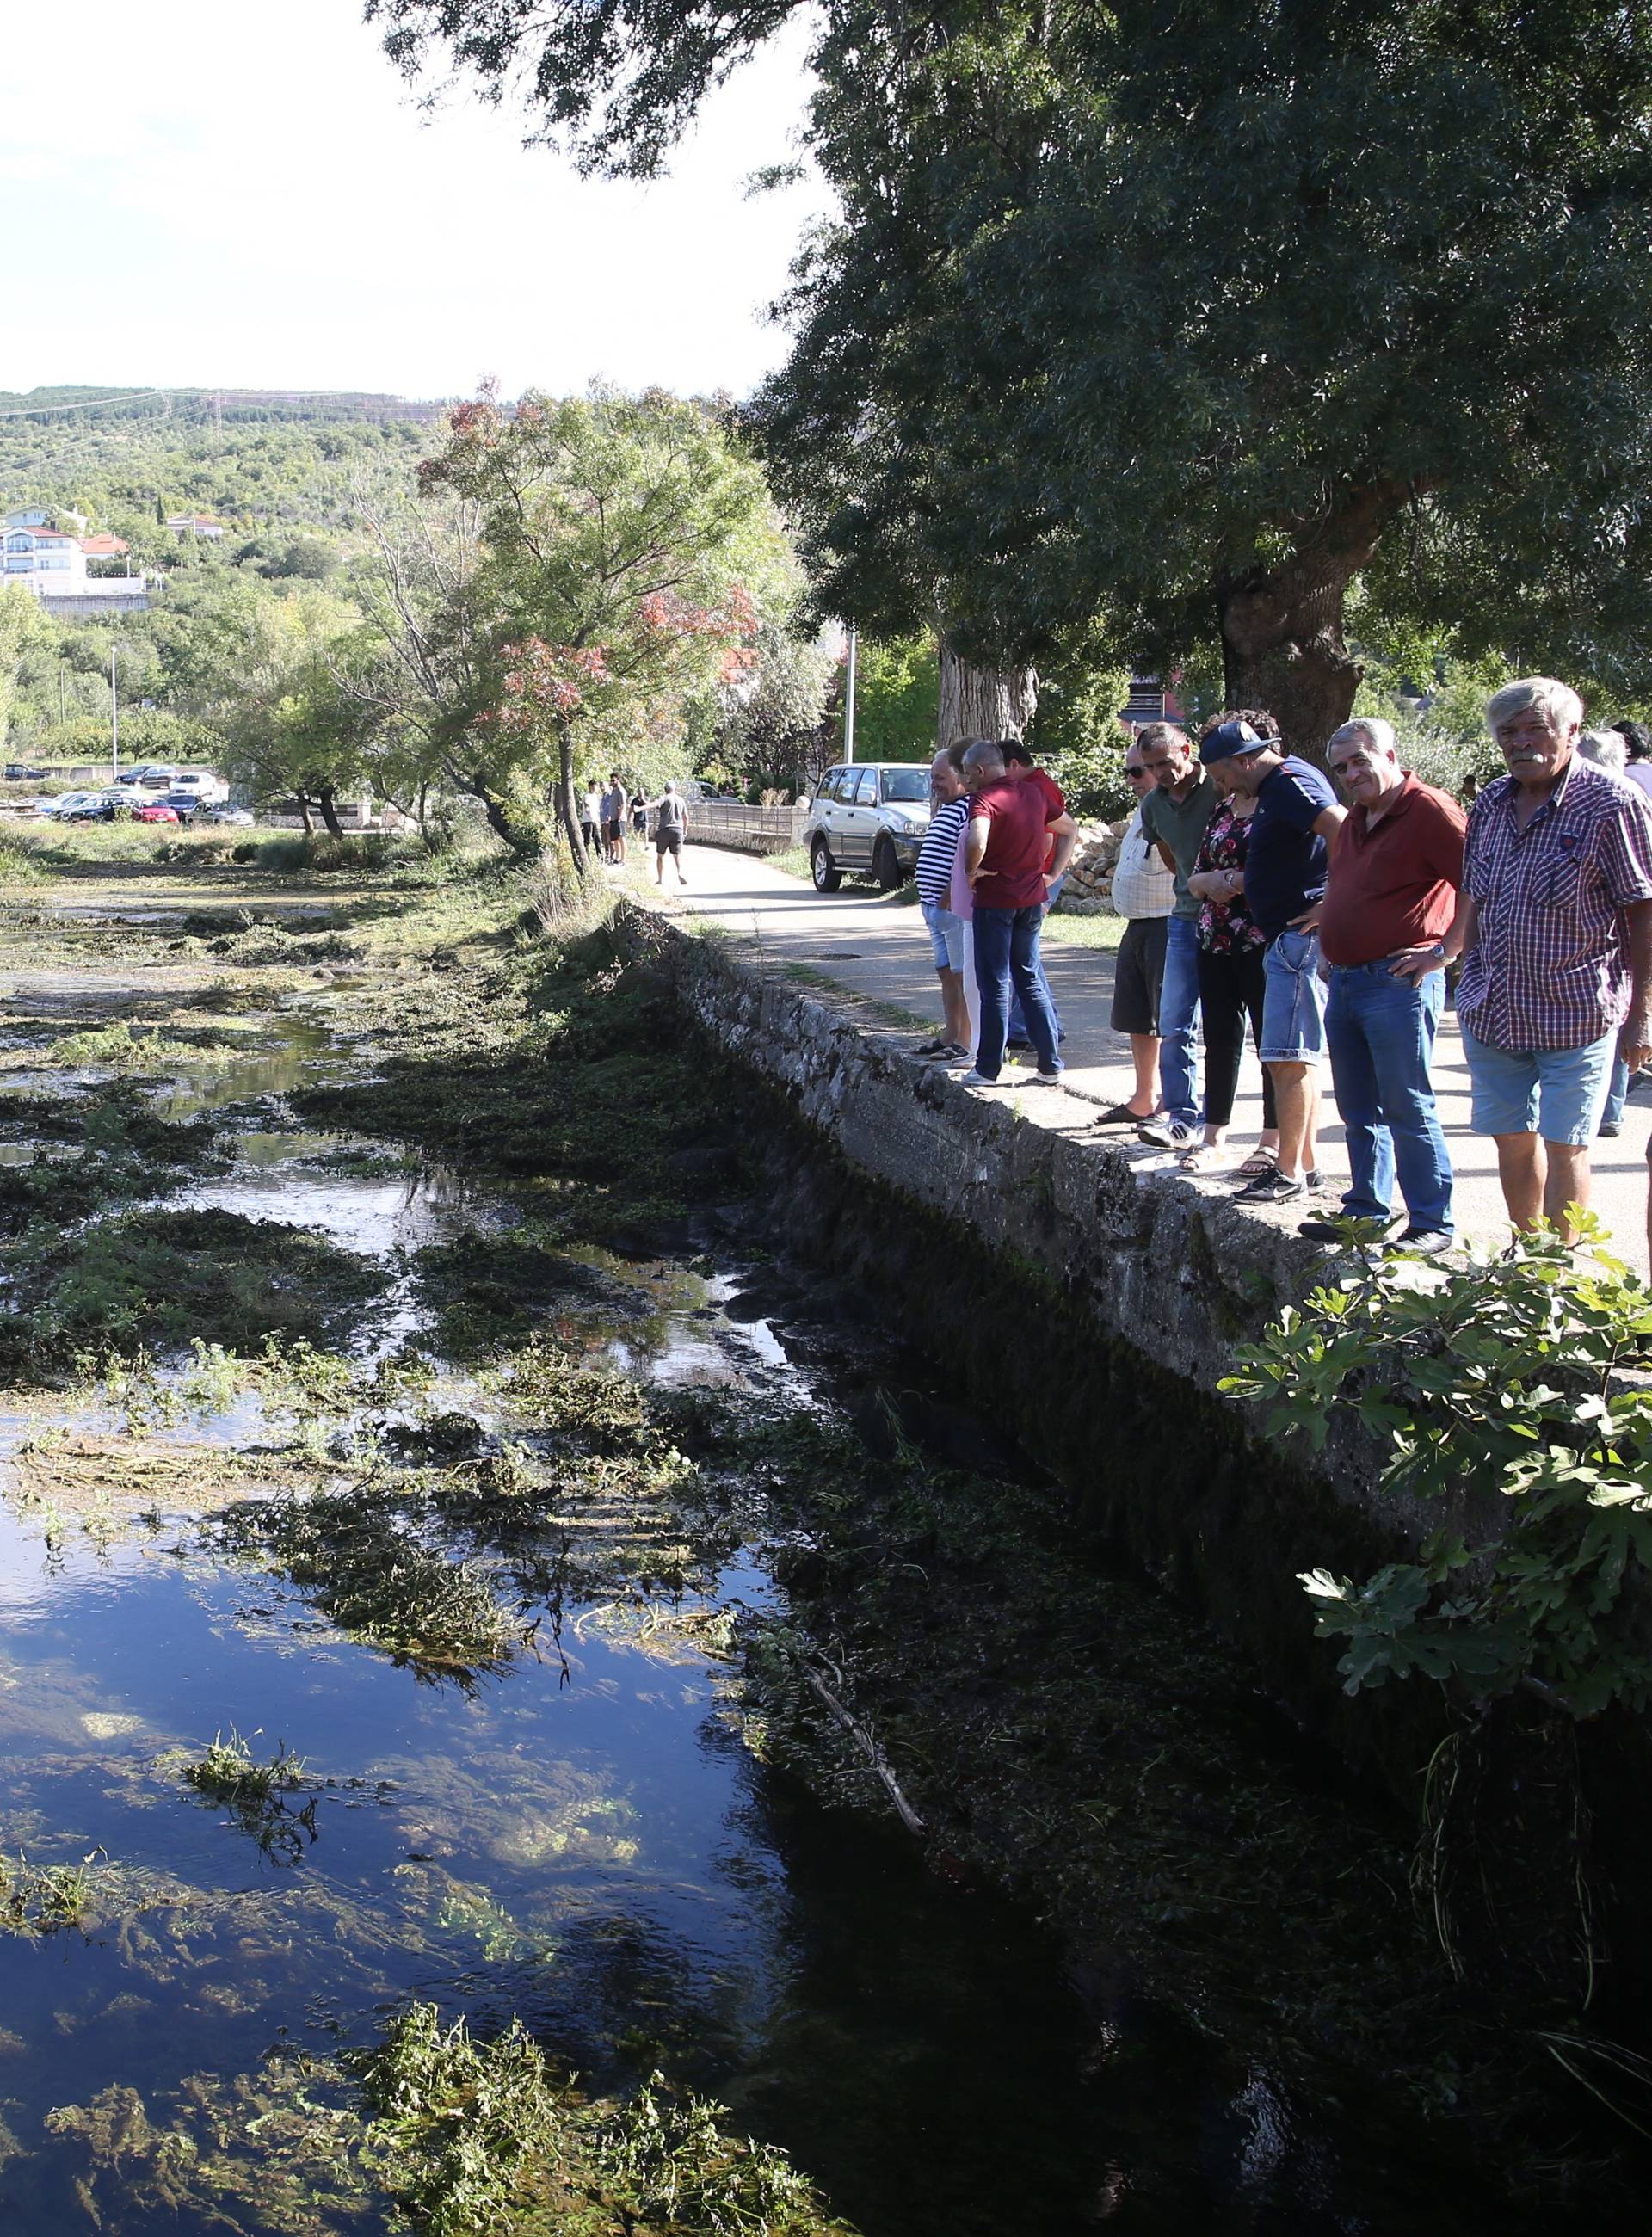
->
[639, 845, 1652, 1267]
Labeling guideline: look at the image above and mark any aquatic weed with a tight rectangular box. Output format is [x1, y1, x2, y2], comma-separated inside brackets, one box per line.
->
[0, 1846, 102, 1934]
[184, 1728, 308, 1806]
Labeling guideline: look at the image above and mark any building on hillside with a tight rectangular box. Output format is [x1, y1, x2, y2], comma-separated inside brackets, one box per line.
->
[165, 514, 225, 541]
[2, 520, 149, 613]
[4, 505, 87, 533]
[3, 523, 87, 590]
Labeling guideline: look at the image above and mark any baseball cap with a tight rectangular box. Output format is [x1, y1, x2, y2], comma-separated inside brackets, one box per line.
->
[1199, 718, 1268, 764]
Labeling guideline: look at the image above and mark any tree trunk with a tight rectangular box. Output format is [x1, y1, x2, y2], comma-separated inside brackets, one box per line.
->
[295, 795, 315, 835]
[316, 786, 345, 841]
[936, 642, 1039, 747]
[553, 723, 589, 874]
[1214, 482, 1409, 761]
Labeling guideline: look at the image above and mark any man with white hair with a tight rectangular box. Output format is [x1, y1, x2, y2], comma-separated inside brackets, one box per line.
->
[1301, 719, 1466, 1254]
[1457, 678, 1652, 1237]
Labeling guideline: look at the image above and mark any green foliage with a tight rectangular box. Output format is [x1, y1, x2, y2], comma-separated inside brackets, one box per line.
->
[0, 1847, 99, 1934]
[0, 582, 50, 743]
[847, 633, 937, 761]
[184, 1728, 308, 1804]
[351, 2002, 850, 2237]
[1221, 1222, 1652, 1714]
[24, 708, 219, 766]
[691, 616, 834, 798]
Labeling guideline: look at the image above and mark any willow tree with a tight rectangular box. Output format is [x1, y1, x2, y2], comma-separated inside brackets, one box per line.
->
[412, 384, 783, 864]
[371, 2, 1652, 755]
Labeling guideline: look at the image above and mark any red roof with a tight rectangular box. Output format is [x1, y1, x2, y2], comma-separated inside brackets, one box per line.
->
[79, 533, 128, 555]
[9, 526, 74, 541]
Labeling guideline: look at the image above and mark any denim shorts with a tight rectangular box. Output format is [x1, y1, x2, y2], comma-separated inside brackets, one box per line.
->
[1461, 1027, 1616, 1147]
[1260, 927, 1328, 1063]
[921, 900, 966, 973]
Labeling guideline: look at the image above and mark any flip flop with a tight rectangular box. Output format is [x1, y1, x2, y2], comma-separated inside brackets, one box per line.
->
[1092, 1102, 1154, 1127]
[1231, 1150, 1279, 1183]
[1179, 1144, 1227, 1174]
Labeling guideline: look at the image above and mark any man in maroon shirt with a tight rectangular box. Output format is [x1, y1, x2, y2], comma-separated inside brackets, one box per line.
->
[1002, 739, 1069, 1046]
[1299, 718, 1467, 1253]
[959, 738, 1071, 1085]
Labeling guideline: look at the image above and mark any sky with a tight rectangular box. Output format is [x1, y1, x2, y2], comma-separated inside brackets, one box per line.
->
[0, 0, 825, 403]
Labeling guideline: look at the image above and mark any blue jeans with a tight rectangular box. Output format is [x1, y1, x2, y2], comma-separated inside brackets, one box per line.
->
[1326, 963, 1454, 1233]
[1156, 915, 1202, 1126]
[1008, 874, 1063, 1041]
[973, 905, 1062, 1079]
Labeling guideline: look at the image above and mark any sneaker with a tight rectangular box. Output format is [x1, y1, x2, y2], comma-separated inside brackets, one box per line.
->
[1137, 1117, 1199, 1149]
[1600, 1121, 1623, 1138]
[1235, 1168, 1308, 1205]
[1006, 1035, 1032, 1051]
[959, 1069, 1002, 1087]
[1303, 1168, 1324, 1192]
[914, 1036, 953, 1057]
[1023, 1069, 1063, 1088]
[1390, 1227, 1454, 1256]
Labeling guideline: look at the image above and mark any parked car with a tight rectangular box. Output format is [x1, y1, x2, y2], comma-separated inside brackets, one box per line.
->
[169, 771, 231, 808]
[133, 802, 180, 824]
[802, 761, 933, 891]
[112, 765, 179, 791]
[62, 798, 114, 822]
[203, 807, 255, 826]
[42, 791, 106, 818]
[4, 764, 47, 782]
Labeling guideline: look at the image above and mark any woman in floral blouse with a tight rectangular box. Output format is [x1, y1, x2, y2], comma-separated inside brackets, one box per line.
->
[1180, 765, 1286, 1176]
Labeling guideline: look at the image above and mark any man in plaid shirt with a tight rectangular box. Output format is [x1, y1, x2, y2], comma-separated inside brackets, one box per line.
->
[1458, 676, 1652, 1237]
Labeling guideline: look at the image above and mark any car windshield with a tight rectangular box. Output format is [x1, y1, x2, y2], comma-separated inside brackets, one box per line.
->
[880, 767, 929, 803]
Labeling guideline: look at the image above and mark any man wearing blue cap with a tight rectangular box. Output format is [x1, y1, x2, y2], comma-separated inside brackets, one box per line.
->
[1197, 712, 1345, 1204]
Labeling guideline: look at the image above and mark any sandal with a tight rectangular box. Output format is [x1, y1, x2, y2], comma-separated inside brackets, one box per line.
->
[1231, 1150, 1279, 1184]
[1179, 1144, 1227, 1174]
[1092, 1102, 1156, 1128]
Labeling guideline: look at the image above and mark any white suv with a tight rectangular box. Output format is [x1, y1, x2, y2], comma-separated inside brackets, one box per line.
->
[803, 761, 932, 891]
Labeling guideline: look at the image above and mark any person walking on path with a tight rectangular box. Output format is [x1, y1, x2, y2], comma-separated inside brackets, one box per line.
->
[1457, 677, 1652, 1239]
[1177, 757, 1279, 1175]
[914, 746, 973, 1063]
[1092, 743, 1175, 1128]
[581, 781, 601, 858]
[1300, 719, 1465, 1254]
[959, 739, 1069, 1086]
[1197, 713, 1345, 1205]
[1135, 724, 1217, 1149]
[601, 773, 628, 866]
[651, 780, 690, 890]
[1001, 739, 1070, 1050]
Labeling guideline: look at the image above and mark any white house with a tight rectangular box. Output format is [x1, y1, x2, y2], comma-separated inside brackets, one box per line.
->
[3, 524, 89, 592]
[165, 514, 225, 541]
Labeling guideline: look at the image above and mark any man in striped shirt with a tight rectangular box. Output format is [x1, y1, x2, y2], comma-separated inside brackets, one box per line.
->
[914, 744, 973, 1061]
[1458, 676, 1652, 1236]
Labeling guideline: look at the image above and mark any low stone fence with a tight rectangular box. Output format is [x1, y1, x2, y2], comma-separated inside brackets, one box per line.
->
[688, 800, 809, 854]
[1054, 817, 1129, 914]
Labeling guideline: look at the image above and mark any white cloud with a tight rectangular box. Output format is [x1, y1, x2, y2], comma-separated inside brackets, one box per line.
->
[0, 0, 826, 399]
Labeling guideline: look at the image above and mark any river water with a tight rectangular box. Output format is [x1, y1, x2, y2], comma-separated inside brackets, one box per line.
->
[0, 946, 1563, 2234]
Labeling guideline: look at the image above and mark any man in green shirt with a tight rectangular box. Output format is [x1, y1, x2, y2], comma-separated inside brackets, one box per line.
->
[1135, 723, 1217, 1144]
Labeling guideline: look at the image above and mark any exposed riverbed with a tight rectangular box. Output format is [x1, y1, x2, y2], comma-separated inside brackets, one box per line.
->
[0, 842, 1636, 2234]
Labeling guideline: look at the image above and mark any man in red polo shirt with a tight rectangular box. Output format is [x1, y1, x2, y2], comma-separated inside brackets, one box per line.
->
[1300, 718, 1467, 1253]
[1001, 739, 1069, 1046]
[960, 737, 1071, 1085]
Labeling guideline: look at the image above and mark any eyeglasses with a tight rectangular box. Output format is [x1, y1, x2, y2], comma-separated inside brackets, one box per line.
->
[1125, 767, 1150, 781]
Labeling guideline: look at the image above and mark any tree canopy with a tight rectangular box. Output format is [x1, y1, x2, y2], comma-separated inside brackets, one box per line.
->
[373, 0, 1652, 751]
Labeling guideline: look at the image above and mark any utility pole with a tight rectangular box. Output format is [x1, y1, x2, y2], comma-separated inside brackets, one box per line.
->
[109, 646, 119, 780]
[843, 627, 858, 765]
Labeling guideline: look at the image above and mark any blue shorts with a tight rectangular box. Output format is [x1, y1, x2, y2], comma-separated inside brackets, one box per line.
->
[921, 900, 966, 973]
[1260, 927, 1328, 1063]
[1461, 1027, 1616, 1147]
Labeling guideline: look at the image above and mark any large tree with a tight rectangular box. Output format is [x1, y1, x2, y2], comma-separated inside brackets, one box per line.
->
[372, 0, 1652, 753]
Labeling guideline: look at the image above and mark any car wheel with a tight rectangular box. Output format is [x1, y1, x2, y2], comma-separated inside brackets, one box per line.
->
[872, 835, 902, 890]
[811, 837, 842, 892]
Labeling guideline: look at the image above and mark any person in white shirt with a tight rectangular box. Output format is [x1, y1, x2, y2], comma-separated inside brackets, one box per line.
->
[1093, 742, 1177, 1125]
